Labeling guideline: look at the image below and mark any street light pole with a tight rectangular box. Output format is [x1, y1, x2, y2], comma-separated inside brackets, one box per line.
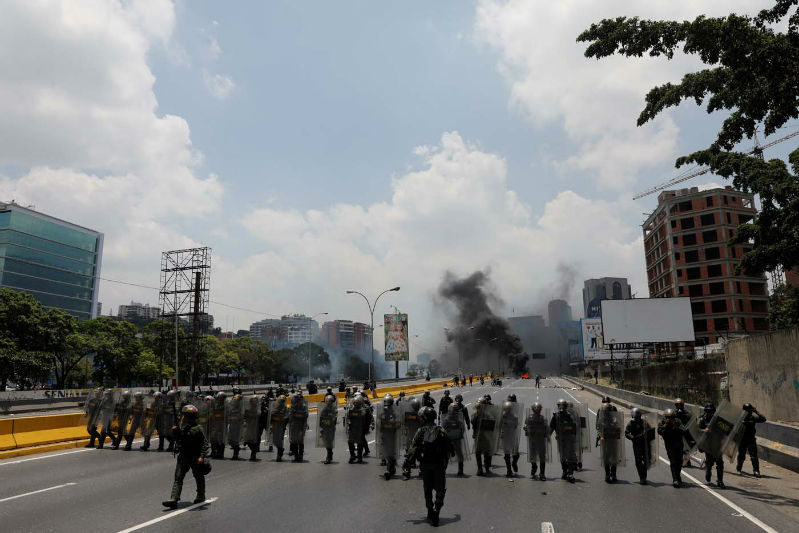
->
[307, 312, 328, 382]
[346, 287, 400, 382]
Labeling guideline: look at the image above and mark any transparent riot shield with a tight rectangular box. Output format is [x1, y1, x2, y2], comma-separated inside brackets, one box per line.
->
[160, 393, 178, 439]
[95, 390, 118, 436]
[642, 411, 659, 469]
[553, 408, 581, 465]
[288, 396, 309, 445]
[597, 409, 625, 467]
[441, 405, 471, 463]
[500, 402, 524, 456]
[139, 395, 159, 438]
[376, 404, 402, 461]
[109, 393, 132, 435]
[267, 399, 289, 449]
[345, 405, 366, 444]
[197, 396, 213, 438]
[226, 395, 244, 447]
[316, 401, 338, 449]
[208, 397, 227, 446]
[524, 407, 552, 464]
[123, 395, 146, 438]
[400, 400, 422, 448]
[80, 389, 103, 433]
[679, 405, 702, 453]
[695, 401, 745, 463]
[473, 403, 502, 456]
[573, 404, 591, 455]
[243, 395, 261, 447]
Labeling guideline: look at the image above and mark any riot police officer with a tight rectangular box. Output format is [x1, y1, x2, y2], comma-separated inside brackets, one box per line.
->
[524, 402, 548, 481]
[596, 397, 620, 483]
[162, 405, 209, 509]
[438, 390, 453, 421]
[737, 403, 766, 478]
[403, 406, 455, 527]
[625, 408, 653, 484]
[659, 409, 689, 488]
[422, 390, 436, 409]
[550, 399, 579, 483]
[698, 403, 725, 488]
[258, 389, 274, 452]
[347, 396, 368, 464]
[454, 394, 470, 432]
[674, 398, 693, 467]
[377, 393, 401, 479]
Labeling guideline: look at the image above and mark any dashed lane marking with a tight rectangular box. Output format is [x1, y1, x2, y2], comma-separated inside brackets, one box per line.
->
[541, 522, 555, 533]
[0, 482, 76, 503]
[115, 497, 219, 533]
[0, 449, 92, 466]
[656, 457, 777, 533]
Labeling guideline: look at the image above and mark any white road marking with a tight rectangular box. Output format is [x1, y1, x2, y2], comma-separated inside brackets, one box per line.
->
[541, 522, 555, 533]
[0, 448, 92, 465]
[116, 497, 218, 533]
[656, 457, 777, 533]
[0, 482, 76, 503]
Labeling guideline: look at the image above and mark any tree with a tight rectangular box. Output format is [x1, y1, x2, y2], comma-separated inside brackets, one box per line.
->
[0, 288, 51, 389]
[84, 318, 141, 386]
[40, 309, 84, 390]
[578, 1, 799, 325]
[134, 348, 174, 386]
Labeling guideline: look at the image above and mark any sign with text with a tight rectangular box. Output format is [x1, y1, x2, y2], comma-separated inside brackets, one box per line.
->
[384, 313, 409, 361]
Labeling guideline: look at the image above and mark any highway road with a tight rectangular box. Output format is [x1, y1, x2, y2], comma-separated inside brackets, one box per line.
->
[1, 378, 796, 532]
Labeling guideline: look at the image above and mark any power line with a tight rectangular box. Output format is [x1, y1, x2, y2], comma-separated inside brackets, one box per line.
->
[99, 276, 279, 317]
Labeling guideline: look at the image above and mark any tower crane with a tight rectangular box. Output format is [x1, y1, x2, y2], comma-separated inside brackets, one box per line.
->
[632, 129, 799, 200]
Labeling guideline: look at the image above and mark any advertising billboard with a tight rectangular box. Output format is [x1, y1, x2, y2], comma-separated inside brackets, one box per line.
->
[581, 317, 646, 361]
[601, 298, 695, 344]
[384, 313, 409, 361]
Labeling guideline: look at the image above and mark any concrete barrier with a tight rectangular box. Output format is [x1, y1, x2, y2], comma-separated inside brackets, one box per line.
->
[0, 419, 16, 451]
[12, 413, 86, 448]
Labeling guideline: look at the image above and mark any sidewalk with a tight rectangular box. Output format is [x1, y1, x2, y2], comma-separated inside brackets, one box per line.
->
[559, 376, 799, 526]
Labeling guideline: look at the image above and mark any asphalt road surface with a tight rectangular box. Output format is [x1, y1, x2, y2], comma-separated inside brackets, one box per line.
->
[1, 378, 795, 532]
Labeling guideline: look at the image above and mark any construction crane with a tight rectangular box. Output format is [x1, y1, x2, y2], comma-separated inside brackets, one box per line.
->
[632, 129, 799, 200]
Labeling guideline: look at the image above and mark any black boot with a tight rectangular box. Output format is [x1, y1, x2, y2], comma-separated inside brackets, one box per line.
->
[298, 443, 304, 463]
[485, 455, 493, 475]
[531, 462, 538, 478]
[157, 436, 164, 451]
[276, 447, 283, 462]
[166, 438, 174, 452]
[232, 446, 240, 460]
[539, 464, 546, 481]
[476, 454, 484, 476]
[249, 448, 257, 462]
[457, 462, 464, 476]
[605, 465, 611, 483]
[504, 454, 513, 477]
[140, 436, 150, 451]
[325, 448, 333, 464]
[97, 432, 107, 449]
[512, 454, 519, 472]
[610, 466, 617, 482]
[357, 445, 364, 464]
[348, 443, 356, 464]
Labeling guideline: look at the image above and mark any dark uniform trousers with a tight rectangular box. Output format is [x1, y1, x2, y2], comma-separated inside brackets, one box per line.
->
[737, 437, 759, 472]
[705, 453, 724, 482]
[421, 465, 446, 511]
[171, 459, 205, 501]
[666, 445, 683, 482]
[632, 440, 647, 481]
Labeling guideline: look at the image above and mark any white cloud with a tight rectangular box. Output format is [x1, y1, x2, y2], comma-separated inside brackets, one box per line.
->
[474, 0, 762, 190]
[224, 132, 646, 352]
[203, 70, 236, 100]
[0, 1, 221, 310]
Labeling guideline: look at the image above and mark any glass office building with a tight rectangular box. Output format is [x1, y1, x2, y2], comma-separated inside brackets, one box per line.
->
[0, 202, 103, 319]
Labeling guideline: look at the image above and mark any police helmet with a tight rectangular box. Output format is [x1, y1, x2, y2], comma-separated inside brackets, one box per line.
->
[674, 398, 685, 408]
[232, 387, 242, 396]
[703, 402, 715, 413]
[502, 400, 513, 414]
[423, 390, 431, 396]
[532, 402, 542, 413]
[352, 397, 363, 408]
[383, 393, 394, 407]
[134, 392, 144, 401]
[166, 389, 177, 399]
[630, 408, 642, 419]
[484, 394, 492, 403]
[743, 403, 754, 411]
[325, 394, 336, 405]
[205, 395, 214, 402]
[601, 396, 612, 404]
[420, 407, 436, 424]
[664, 408, 676, 418]
[444, 390, 450, 396]
[556, 399, 568, 411]
[509, 394, 517, 402]
[153, 391, 163, 399]
[454, 394, 463, 402]
[181, 405, 199, 420]
[121, 390, 131, 399]
[409, 397, 422, 411]
[277, 394, 286, 404]
[216, 391, 227, 401]
[104, 389, 114, 397]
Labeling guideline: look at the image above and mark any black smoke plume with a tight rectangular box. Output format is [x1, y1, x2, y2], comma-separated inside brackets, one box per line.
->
[438, 270, 526, 376]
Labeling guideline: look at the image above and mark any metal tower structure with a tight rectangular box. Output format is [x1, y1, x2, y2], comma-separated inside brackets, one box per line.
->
[159, 247, 211, 389]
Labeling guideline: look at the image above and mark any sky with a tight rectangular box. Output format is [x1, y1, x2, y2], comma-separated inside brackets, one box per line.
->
[0, 0, 789, 360]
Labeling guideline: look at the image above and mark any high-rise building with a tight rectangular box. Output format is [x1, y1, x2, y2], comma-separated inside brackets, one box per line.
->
[547, 299, 572, 327]
[249, 314, 320, 348]
[0, 202, 103, 319]
[321, 320, 372, 354]
[582, 277, 632, 317]
[642, 186, 769, 344]
[118, 301, 160, 320]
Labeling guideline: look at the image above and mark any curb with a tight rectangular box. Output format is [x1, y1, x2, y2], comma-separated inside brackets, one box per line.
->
[0, 438, 90, 460]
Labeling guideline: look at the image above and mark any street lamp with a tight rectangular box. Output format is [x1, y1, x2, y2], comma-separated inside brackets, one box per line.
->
[307, 312, 328, 382]
[346, 286, 400, 381]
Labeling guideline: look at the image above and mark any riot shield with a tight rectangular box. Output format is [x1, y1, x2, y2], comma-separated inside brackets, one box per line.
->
[267, 399, 289, 449]
[197, 396, 213, 438]
[441, 406, 471, 463]
[376, 404, 402, 460]
[400, 400, 422, 449]
[80, 389, 103, 432]
[139, 395, 159, 438]
[225, 395, 244, 447]
[159, 394, 177, 439]
[123, 395, 146, 438]
[243, 395, 261, 446]
[573, 404, 591, 454]
[524, 407, 552, 464]
[553, 409, 581, 465]
[642, 411, 659, 469]
[208, 397, 227, 446]
[316, 401, 338, 449]
[109, 393, 132, 435]
[473, 403, 502, 456]
[597, 409, 625, 467]
[95, 390, 118, 436]
[345, 406, 366, 444]
[500, 402, 524, 456]
[680, 405, 702, 453]
[695, 401, 745, 462]
[288, 396, 309, 445]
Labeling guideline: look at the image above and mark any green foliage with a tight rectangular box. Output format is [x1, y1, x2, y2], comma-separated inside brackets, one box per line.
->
[0, 288, 52, 389]
[768, 283, 799, 329]
[578, 1, 799, 325]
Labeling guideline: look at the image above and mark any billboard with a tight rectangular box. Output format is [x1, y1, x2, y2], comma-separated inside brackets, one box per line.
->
[601, 298, 695, 344]
[384, 313, 409, 361]
[581, 317, 646, 361]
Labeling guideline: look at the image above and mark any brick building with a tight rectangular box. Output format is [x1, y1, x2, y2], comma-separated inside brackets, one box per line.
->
[642, 186, 769, 345]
